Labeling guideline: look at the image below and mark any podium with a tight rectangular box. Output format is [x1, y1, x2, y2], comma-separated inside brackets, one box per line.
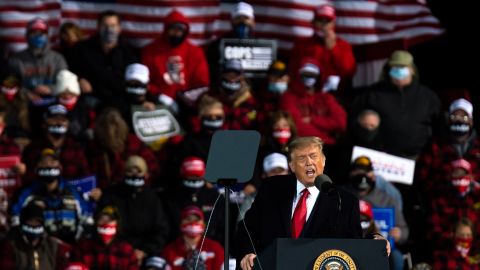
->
[254, 238, 389, 270]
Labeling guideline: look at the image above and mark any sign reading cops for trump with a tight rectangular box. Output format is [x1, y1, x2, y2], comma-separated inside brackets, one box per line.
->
[132, 106, 181, 143]
[220, 38, 277, 77]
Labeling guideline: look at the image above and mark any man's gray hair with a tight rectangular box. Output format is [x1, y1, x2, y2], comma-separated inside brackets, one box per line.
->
[287, 136, 324, 160]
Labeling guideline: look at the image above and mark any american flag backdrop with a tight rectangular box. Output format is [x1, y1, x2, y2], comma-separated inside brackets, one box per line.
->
[0, 0, 444, 85]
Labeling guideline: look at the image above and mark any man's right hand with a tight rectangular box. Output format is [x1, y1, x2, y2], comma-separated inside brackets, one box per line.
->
[240, 253, 257, 270]
[79, 78, 93, 94]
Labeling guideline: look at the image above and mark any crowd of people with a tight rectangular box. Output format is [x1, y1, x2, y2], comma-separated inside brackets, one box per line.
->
[0, 2, 477, 270]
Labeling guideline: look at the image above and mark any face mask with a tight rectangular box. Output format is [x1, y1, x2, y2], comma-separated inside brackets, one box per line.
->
[37, 167, 61, 184]
[126, 86, 147, 96]
[389, 67, 410, 80]
[355, 127, 379, 144]
[183, 179, 205, 189]
[268, 82, 288, 94]
[221, 79, 242, 92]
[59, 96, 78, 111]
[22, 224, 44, 244]
[233, 23, 251, 39]
[97, 223, 117, 244]
[201, 116, 224, 131]
[455, 236, 473, 258]
[272, 127, 291, 145]
[124, 176, 145, 187]
[450, 122, 470, 137]
[351, 174, 374, 191]
[168, 35, 186, 47]
[451, 176, 473, 197]
[315, 30, 325, 38]
[301, 76, 317, 88]
[47, 125, 68, 138]
[360, 220, 371, 230]
[28, 34, 48, 49]
[2, 86, 18, 101]
[100, 26, 119, 44]
[181, 221, 205, 238]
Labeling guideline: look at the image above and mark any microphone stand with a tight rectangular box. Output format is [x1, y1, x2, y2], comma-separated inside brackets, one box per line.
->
[218, 178, 237, 270]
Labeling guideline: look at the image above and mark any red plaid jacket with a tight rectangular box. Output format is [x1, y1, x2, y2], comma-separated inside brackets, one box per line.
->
[72, 237, 138, 270]
[222, 91, 258, 131]
[22, 137, 90, 184]
[417, 134, 480, 199]
[429, 191, 480, 246]
[433, 248, 480, 270]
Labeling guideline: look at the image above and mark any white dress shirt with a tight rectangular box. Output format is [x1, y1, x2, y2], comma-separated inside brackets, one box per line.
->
[291, 180, 320, 220]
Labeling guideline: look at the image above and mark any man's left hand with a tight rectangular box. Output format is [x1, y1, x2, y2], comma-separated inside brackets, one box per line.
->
[373, 233, 391, 256]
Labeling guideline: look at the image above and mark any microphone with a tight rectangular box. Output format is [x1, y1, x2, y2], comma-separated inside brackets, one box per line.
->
[314, 174, 342, 213]
[314, 174, 335, 193]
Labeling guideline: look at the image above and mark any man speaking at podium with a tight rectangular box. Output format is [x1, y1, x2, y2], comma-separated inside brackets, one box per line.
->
[235, 136, 389, 270]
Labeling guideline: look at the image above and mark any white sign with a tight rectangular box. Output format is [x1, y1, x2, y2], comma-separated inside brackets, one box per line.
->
[132, 107, 181, 143]
[351, 146, 416, 185]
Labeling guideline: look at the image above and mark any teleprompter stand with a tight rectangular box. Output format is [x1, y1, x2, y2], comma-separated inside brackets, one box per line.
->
[205, 130, 260, 270]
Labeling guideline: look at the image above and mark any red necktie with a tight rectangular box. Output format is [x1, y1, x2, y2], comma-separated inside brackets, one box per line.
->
[292, 188, 310, 239]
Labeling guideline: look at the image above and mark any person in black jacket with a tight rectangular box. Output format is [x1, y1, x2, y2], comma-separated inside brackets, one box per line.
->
[99, 155, 170, 265]
[235, 136, 389, 270]
[68, 10, 138, 108]
[351, 50, 442, 159]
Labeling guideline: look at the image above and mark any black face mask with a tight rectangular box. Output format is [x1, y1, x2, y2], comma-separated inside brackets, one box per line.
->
[233, 23, 251, 39]
[168, 35, 186, 47]
[450, 122, 471, 137]
[201, 116, 224, 131]
[350, 174, 375, 191]
[22, 224, 44, 244]
[47, 125, 67, 138]
[37, 167, 61, 184]
[355, 127, 379, 144]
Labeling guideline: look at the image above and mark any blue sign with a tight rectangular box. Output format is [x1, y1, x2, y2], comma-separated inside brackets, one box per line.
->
[372, 207, 395, 250]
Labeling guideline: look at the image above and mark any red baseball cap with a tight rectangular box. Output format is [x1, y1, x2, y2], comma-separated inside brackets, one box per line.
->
[314, 4, 336, 21]
[180, 156, 206, 178]
[451, 159, 472, 174]
[181, 205, 204, 221]
[27, 18, 48, 32]
[359, 200, 373, 220]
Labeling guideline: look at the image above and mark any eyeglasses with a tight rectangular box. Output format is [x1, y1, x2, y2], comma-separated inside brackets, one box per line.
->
[450, 114, 470, 122]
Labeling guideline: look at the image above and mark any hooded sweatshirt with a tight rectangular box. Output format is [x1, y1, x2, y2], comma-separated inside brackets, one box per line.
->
[280, 58, 346, 145]
[141, 10, 210, 100]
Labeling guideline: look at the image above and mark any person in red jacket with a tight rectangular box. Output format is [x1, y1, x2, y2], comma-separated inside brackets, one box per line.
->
[141, 10, 209, 115]
[280, 58, 347, 146]
[161, 206, 224, 270]
[289, 4, 356, 92]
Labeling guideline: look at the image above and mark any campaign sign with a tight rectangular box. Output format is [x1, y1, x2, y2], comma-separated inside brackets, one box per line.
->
[132, 106, 181, 143]
[220, 38, 277, 77]
[351, 146, 416, 185]
[0, 155, 20, 195]
[372, 207, 395, 250]
[66, 175, 97, 215]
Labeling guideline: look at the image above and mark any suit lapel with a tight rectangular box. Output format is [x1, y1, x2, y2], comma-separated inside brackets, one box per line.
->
[280, 176, 296, 236]
[302, 191, 337, 237]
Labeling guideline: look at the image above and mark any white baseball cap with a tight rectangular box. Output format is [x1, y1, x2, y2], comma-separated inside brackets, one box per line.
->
[231, 2, 254, 19]
[125, 63, 149, 84]
[54, 70, 80, 96]
[449, 98, 473, 118]
[263, 152, 288, 173]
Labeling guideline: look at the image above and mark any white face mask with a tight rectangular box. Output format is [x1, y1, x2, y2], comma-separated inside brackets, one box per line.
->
[183, 179, 205, 188]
